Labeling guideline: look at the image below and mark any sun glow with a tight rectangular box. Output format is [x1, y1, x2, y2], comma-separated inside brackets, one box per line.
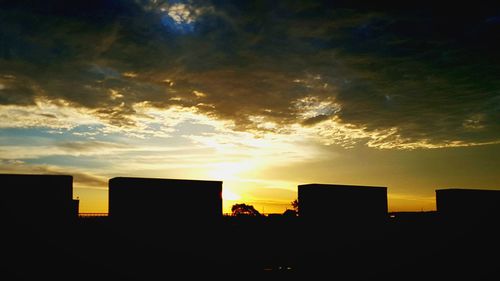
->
[222, 189, 241, 201]
[208, 161, 254, 180]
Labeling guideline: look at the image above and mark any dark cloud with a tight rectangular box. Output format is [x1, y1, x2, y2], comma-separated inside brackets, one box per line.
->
[1, 0, 499, 147]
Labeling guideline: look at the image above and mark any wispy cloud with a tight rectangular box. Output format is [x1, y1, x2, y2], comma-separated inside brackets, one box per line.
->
[0, 160, 107, 188]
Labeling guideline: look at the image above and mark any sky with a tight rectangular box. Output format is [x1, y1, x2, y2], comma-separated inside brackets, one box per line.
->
[0, 0, 499, 214]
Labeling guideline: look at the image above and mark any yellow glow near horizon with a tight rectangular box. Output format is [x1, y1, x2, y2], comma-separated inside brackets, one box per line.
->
[208, 161, 254, 180]
[2, 98, 494, 216]
[222, 189, 241, 201]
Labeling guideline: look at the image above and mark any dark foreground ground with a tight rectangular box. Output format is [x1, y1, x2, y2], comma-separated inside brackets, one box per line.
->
[2, 215, 499, 281]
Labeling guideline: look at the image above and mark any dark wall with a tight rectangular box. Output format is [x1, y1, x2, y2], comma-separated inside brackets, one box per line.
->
[298, 184, 388, 224]
[436, 188, 500, 221]
[109, 177, 222, 224]
[0, 174, 76, 224]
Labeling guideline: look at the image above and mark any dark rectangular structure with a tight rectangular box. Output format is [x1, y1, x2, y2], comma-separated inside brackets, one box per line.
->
[109, 177, 222, 224]
[298, 183, 388, 224]
[0, 174, 77, 224]
[436, 188, 500, 221]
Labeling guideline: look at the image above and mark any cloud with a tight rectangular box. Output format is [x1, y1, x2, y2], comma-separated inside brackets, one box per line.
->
[0, 0, 499, 149]
[0, 141, 134, 160]
[0, 159, 107, 188]
[0, 98, 101, 129]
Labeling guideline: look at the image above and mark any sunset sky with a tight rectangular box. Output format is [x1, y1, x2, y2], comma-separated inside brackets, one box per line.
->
[1, 0, 499, 213]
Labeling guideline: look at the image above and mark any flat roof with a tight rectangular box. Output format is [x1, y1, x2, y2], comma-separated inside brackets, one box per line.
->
[109, 177, 222, 184]
[436, 188, 500, 193]
[0, 173, 72, 178]
[299, 183, 387, 191]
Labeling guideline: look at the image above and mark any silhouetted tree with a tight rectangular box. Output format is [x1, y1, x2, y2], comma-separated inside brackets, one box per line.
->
[291, 199, 299, 212]
[283, 209, 297, 217]
[231, 203, 261, 216]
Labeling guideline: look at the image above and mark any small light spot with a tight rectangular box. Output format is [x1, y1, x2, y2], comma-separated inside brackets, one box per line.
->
[109, 89, 124, 100]
[193, 90, 206, 98]
[163, 79, 174, 87]
[2, 74, 16, 79]
[122, 72, 138, 78]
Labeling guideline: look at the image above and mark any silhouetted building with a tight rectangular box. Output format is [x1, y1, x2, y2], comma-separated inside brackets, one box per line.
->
[71, 198, 79, 218]
[436, 188, 500, 222]
[0, 174, 78, 225]
[109, 177, 222, 224]
[298, 183, 388, 224]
